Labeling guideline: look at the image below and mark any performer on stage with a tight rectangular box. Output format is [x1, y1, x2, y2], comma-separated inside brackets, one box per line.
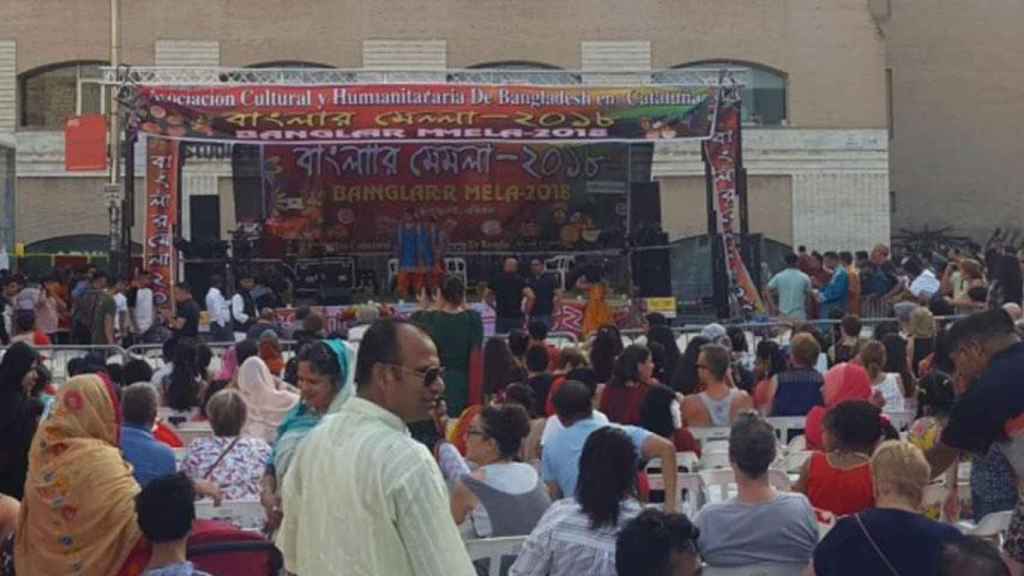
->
[395, 209, 423, 299]
[575, 258, 613, 339]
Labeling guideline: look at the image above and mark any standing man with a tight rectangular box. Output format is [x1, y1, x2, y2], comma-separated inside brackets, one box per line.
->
[231, 272, 257, 341]
[205, 274, 232, 342]
[528, 258, 558, 329]
[767, 253, 812, 321]
[166, 282, 200, 340]
[818, 251, 850, 318]
[89, 271, 116, 346]
[840, 251, 862, 317]
[111, 277, 129, 345]
[277, 319, 476, 576]
[131, 270, 156, 343]
[925, 309, 1024, 575]
[487, 258, 535, 335]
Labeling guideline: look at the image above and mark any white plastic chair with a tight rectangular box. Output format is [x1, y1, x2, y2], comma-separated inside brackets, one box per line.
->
[645, 452, 700, 475]
[767, 417, 806, 445]
[194, 499, 266, 532]
[888, 410, 914, 431]
[690, 427, 732, 445]
[701, 564, 807, 576]
[700, 468, 791, 504]
[647, 471, 705, 518]
[466, 536, 527, 576]
[699, 448, 732, 470]
[176, 422, 214, 445]
[783, 451, 813, 474]
[787, 434, 807, 453]
[957, 510, 1014, 545]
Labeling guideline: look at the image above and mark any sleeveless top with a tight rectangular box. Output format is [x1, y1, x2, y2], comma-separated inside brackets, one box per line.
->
[462, 464, 552, 538]
[698, 389, 743, 427]
[772, 369, 825, 417]
[806, 452, 875, 516]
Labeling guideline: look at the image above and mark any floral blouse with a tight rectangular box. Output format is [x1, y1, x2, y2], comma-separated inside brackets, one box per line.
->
[181, 436, 272, 501]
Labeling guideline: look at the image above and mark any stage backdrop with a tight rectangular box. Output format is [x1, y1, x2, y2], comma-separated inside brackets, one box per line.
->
[134, 81, 762, 310]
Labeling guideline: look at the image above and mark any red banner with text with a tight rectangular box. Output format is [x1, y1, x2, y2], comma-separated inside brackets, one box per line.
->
[144, 137, 180, 306]
[132, 84, 717, 143]
[256, 142, 631, 254]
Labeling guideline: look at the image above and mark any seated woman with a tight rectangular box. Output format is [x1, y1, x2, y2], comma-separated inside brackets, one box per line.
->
[600, 345, 655, 425]
[440, 404, 551, 539]
[259, 340, 351, 534]
[15, 375, 155, 575]
[639, 383, 700, 456]
[762, 333, 825, 417]
[813, 441, 963, 575]
[236, 356, 299, 443]
[502, 383, 546, 463]
[752, 340, 787, 414]
[795, 400, 894, 516]
[161, 337, 206, 421]
[511, 427, 644, 576]
[859, 340, 906, 414]
[804, 362, 875, 451]
[182, 389, 272, 501]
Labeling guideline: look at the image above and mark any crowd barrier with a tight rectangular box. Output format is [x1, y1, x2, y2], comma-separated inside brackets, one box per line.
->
[0, 345, 129, 386]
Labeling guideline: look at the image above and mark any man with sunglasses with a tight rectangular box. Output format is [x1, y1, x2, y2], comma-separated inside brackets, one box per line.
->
[926, 308, 1024, 575]
[277, 318, 475, 576]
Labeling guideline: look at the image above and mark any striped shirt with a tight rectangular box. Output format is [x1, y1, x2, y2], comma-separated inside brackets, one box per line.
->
[276, 397, 475, 576]
[510, 498, 642, 576]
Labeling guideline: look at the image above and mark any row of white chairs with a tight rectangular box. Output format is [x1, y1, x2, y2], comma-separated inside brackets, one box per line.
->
[466, 535, 810, 576]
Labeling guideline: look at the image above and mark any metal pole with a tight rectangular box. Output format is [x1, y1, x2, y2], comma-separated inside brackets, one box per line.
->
[107, 0, 121, 275]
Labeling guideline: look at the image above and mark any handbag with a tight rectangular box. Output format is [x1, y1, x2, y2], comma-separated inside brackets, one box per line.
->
[854, 514, 902, 576]
[204, 437, 241, 479]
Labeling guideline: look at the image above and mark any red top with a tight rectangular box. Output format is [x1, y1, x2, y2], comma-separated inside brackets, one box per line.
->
[599, 382, 649, 425]
[806, 451, 875, 516]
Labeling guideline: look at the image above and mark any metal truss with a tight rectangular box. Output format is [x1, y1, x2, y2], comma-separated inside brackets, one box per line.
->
[98, 66, 742, 87]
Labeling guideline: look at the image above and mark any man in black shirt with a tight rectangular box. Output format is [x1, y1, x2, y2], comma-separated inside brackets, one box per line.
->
[168, 282, 200, 339]
[487, 257, 534, 335]
[527, 258, 558, 329]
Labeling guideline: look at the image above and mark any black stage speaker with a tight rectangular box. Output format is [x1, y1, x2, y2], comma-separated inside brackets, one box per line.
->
[630, 182, 671, 297]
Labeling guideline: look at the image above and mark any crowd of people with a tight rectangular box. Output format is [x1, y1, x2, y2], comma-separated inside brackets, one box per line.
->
[0, 266, 294, 349]
[0, 241, 1022, 575]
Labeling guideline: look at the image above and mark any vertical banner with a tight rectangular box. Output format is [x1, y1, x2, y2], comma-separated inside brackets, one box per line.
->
[145, 137, 180, 306]
[704, 87, 764, 313]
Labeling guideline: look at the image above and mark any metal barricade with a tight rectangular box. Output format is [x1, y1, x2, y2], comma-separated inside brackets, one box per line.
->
[0, 345, 129, 387]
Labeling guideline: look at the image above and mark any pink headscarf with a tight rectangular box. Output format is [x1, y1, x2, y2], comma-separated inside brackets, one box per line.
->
[237, 356, 299, 443]
[217, 346, 238, 382]
[805, 362, 873, 450]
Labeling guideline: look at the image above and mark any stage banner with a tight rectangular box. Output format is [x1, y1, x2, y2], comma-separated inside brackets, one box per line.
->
[704, 87, 764, 313]
[145, 137, 180, 306]
[256, 142, 631, 254]
[131, 84, 717, 143]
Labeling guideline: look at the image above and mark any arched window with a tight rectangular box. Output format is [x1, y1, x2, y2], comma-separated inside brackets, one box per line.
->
[18, 61, 107, 129]
[655, 60, 787, 126]
[449, 61, 580, 85]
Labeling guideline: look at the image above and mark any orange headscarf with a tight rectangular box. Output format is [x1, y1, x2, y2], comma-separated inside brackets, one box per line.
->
[15, 375, 150, 576]
[805, 363, 873, 450]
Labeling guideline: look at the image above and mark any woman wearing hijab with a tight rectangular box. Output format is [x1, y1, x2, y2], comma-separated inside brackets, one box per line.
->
[0, 341, 42, 499]
[258, 330, 285, 377]
[260, 339, 352, 534]
[805, 362, 876, 451]
[14, 374, 152, 576]
[237, 355, 299, 443]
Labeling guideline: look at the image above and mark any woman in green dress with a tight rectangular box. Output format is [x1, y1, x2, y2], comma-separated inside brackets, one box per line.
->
[413, 275, 484, 417]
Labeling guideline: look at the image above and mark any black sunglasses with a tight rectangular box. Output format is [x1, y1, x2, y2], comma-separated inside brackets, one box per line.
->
[386, 363, 445, 387]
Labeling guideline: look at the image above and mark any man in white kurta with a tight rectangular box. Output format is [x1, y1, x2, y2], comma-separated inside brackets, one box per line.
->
[277, 319, 475, 576]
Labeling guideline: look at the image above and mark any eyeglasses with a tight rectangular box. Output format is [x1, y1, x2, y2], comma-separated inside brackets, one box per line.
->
[466, 426, 489, 439]
[384, 363, 445, 387]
